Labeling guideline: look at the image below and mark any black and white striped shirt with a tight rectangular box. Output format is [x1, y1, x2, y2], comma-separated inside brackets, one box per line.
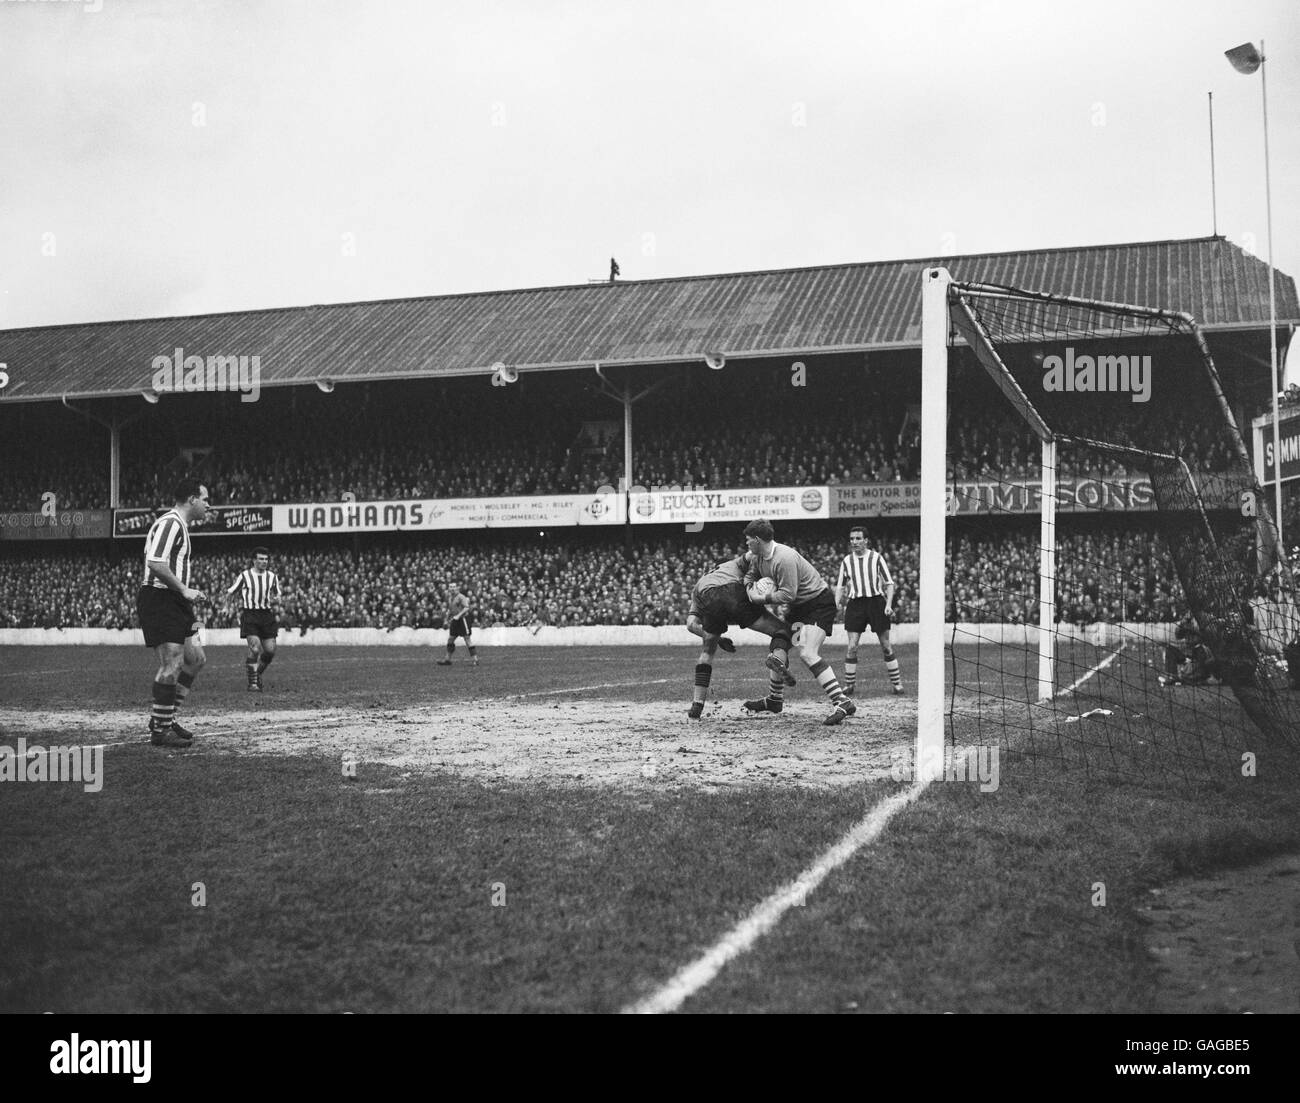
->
[836, 550, 892, 600]
[142, 509, 191, 589]
[227, 568, 281, 611]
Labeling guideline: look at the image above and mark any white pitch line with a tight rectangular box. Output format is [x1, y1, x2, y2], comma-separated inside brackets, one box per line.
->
[624, 642, 1131, 1014]
[1056, 640, 1128, 698]
[623, 781, 927, 1015]
[0, 667, 84, 678]
[506, 678, 673, 700]
[17, 740, 140, 753]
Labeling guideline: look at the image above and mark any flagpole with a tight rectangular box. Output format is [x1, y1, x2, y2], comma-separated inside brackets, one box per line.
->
[1208, 91, 1218, 236]
[1226, 39, 1284, 552]
[1261, 40, 1282, 549]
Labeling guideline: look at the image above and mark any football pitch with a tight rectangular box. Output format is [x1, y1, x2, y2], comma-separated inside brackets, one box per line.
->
[2, 643, 1298, 1014]
[0, 644, 919, 787]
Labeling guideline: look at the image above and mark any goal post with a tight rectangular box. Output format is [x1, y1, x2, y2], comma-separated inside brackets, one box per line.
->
[916, 268, 950, 783]
[917, 267, 1300, 785]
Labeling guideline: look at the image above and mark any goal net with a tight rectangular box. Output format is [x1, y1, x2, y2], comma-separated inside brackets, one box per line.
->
[917, 268, 1300, 785]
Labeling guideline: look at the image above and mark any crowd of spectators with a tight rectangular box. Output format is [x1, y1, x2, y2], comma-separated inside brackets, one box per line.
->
[0, 523, 1221, 631]
[0, 361, 1253, 513]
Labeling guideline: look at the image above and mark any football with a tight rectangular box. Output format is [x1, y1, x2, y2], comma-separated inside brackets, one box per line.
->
[751, 577, 776, 600]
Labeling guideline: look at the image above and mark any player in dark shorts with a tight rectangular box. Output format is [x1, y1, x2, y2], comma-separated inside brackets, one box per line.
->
[836, 526, 902, 696]
[240, 608, 279, 641]
[844, 596, 890, 635]
[227, 548, 282, 691]
[741, 518, 857, 725]
[686, 551, 795, 719]
[437, 582, 478, 666]
[137, 480, 211, 747]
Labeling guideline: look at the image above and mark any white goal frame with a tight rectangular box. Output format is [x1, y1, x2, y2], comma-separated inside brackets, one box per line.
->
[918, 268, 1057, 782]
[917, 267, 1290, 780]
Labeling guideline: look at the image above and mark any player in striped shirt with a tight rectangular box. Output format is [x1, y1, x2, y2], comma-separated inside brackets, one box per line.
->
[226, 547, 282, 691]
[836, 525, 903, 696]
[136, 479, 210, 747]
[741, 518, 857, 725]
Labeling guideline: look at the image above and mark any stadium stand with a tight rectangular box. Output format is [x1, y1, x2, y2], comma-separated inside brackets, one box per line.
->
[0, 523, 1220, 631]
[0, 366, 1244, 511]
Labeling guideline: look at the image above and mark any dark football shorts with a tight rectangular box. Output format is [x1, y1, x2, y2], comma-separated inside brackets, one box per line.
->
[693, 582, 762, 636]
[240, 611, 279, 640]
[448, 614, 473, 639]
[845, 595, 891, 636]
[788, 587, 838, 636]
[137, 586, 198, 649]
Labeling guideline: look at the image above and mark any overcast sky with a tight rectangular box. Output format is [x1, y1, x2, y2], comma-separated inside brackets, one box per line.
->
[1, 0, 1296, 328]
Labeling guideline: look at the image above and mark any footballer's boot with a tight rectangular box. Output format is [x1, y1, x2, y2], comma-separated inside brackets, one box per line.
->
[764, 652, 798, 687]
[823, 698, 857, 726]
[716, 637, 736, 654]
[149, 722, 192, 748]
[744, 696, 783, 715]
[435, 659, 452, 666]
[892, 685, 904, 695]
[170, 719, 195, 741]
[842, 685, 855, 698]
[687, 702, 704, 720]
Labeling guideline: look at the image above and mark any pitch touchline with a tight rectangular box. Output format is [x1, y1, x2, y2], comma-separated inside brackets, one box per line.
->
[623, 784, 926, 1014]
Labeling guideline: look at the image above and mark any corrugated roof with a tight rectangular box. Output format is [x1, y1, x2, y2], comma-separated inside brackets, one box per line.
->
[0, 236, 1295, 403]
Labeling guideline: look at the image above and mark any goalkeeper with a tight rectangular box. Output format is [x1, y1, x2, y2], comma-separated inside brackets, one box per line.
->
[685, 550, 795, 720]
[1162, 614, 1219, 686]
[741, 518, 856, 725]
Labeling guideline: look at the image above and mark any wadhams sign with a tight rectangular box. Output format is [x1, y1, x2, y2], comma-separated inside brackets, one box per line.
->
[271, 494, 623, 533]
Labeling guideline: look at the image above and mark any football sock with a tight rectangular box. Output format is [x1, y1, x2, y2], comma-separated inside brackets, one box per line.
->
[808, 658, 846, 703]
[767, 662, 786, 702]
[469, 646, 477, 657]
[844, 654, 858, 693]
[693, 662, 712, 705]
[175, 670, 195, 707]
[883, 648, 901, 689]
[257, 651, 275, 673]
[150, 681, 177, 730]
